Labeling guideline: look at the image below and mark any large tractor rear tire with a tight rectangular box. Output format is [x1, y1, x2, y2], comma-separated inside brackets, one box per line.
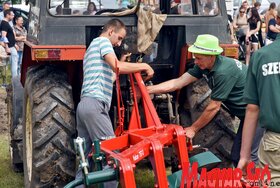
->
[180, 79, 237, 168]
[23, 65, 76, 187]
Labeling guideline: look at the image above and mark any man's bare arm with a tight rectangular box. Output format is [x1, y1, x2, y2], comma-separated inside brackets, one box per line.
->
[1, 30, 7, 38]
[146, 72, 198, 94]
[104, 53, 154, 80]
[191, 100, 222, 132]
[239, 104, 259, 161]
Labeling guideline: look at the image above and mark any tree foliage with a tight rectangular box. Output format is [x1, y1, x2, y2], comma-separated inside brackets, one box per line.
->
[0, 0, 23, 5]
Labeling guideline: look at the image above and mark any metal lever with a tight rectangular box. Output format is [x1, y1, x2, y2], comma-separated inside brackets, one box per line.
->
[75, 137, 89, 175]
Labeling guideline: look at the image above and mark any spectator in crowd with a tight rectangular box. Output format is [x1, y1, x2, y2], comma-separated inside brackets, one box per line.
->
[242, 0, 250, 15]
[0, 1, 13, 27]
[238, 4, 280, 186]
[14, 16, 27, 75]
[83, 2, 97, 15]
[265, 2, 277, 34]
[72, 10, 81, 15]
[204, 2, 213, 15]
[75, 19, 154, 188]
[254, 1, 265, 47]
[233, 6, 248, 46]
[254, 1, 261, 10]
[0, 9, 18, 78]
[0, 1, 10, 21]
[245, 7, 261, 66]
[118, 0, 130, 8]
[265, 10, 280, 45]
[228, 14, 237, 43]
[170, 0, 179, 14]
[55, 5, 63, 15]
[203, 0, 219, 15]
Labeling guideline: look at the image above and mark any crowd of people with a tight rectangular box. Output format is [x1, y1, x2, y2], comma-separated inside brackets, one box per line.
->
[230, 1, 280, 65]
[0, 1, 27, 78]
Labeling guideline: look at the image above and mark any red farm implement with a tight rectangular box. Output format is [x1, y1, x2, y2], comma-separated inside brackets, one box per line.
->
[65, 71, 221, 188]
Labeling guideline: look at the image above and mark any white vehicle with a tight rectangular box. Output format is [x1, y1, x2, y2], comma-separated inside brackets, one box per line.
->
[11, 0, 30, 12]
[49, 0, 120, 15]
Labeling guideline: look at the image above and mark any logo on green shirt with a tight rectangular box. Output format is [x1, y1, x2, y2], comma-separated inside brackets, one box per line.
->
[262, 62, 280, 76]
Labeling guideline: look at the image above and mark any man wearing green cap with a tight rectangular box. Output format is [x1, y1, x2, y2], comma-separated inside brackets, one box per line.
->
[147, 34, 249, 166]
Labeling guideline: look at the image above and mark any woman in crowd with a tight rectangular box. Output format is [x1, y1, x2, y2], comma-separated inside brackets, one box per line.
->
[245, 7, 261, 66]
[83, 2, 97, 15]
[264, 2, 277, 34]
[265, 4, 280, 45]
[233, 6, 248, 46]
[14, 16, 27, 75]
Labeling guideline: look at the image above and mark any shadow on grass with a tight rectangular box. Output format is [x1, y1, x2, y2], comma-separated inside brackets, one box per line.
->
[0, 133, 24, 188]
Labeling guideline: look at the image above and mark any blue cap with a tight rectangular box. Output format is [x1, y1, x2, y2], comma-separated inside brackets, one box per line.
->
[0, 37, 9, 43]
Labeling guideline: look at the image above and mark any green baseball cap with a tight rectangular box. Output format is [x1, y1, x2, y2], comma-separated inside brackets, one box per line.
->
[188, 34, 223, 55]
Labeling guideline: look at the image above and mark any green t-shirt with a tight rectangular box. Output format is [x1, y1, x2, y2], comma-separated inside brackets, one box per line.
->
[244, 35, 280, 133]
[188, 55, 247, 118]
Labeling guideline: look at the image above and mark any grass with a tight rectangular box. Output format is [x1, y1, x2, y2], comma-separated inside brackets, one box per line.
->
[0, 133, 24, 188]
[135, 166, 155, 187]
[0, 63, 12, 85]
[0, 131, 170, 188]
[134, 163, 172, 187]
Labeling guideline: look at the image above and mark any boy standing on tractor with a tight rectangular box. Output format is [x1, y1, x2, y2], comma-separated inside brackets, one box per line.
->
[75, 18, 154, 187]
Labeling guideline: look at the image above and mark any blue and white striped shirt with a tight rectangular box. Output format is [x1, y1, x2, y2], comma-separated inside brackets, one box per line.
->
[81, 37, 115, 106]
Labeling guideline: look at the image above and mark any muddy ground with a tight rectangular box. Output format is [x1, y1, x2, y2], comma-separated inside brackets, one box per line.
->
[0, 88, 8, 134]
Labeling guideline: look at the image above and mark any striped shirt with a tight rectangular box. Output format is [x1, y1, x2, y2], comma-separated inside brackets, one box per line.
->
[81, 37, 115, 106]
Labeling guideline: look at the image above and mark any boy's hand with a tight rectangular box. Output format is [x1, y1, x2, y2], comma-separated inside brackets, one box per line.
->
[120, 52, 131, 62]
[143, 63, 154, 81]
[5, 47, 11, 55]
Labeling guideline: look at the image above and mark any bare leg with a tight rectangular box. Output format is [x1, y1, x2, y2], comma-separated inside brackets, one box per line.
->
[245, 43, 251, 66]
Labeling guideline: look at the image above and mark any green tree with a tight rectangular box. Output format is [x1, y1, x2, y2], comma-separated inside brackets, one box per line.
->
[0, 0, 22, 5]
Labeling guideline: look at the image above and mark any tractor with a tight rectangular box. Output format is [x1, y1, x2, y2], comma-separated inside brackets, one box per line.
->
[7, 0, 239, 187]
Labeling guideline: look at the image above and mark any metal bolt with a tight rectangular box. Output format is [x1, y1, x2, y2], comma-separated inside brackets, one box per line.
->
[150, 147, 153, 151]
[154, 184, 159, 188]
[178, 165, 182, 169]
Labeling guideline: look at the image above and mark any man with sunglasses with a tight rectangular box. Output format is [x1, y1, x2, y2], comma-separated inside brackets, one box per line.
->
[238, 4, 280, 186]
[0, 9, 18, 78]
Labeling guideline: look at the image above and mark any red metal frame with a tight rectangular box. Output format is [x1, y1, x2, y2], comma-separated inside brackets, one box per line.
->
[21, 41, 86, 86]
[99, 72, 191, 188]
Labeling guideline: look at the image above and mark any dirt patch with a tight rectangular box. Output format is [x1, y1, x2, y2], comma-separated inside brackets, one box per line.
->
[0, 88, 8, 134]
